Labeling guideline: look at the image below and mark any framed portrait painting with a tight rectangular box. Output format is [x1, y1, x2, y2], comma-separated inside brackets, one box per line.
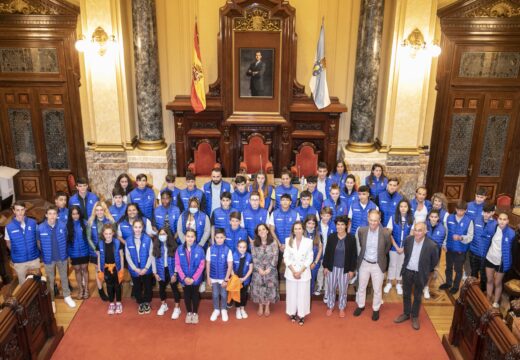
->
[239, 48, 274, 98]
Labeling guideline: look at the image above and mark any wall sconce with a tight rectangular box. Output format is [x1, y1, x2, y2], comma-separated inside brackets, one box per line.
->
[75, 26, 116, 56]
[401, 28, 441, 58]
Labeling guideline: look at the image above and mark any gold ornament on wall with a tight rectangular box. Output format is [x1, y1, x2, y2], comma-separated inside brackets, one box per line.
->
[234, 8, 281, 32]
[401, 28, 441, 58]
[465, 1, 520, 18]
[0, 0, 58, 14]
[75, 26, 116, 56]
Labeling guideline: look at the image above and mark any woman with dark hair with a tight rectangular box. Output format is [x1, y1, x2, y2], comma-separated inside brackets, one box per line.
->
[153, 227, 182, 319]
[114, 173, 134, 203]
[322, 215, 357, 318]
[117, 203, 154, 243]
[365, 163, 388, 200]
[384, 199, 414, 296]
[251, 223, 279, 317]
[329, 159, 348, 189]
[284, 221, 314, 325]
[250, 171, 274, 212]
[341, 174, 358, 211]
[67, 205, 90, 299]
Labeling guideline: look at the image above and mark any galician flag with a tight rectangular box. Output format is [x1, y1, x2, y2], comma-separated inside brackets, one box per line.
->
[190, 21, 206, 113]
[309, 20, 330, 110]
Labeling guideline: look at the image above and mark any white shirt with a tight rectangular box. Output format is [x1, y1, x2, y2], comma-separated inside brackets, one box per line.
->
[407, 238, 425, 271]
[364, 228, 379, 263]
[317, 178, 327, 199]
[4, 220, 25, 241]
[206, 246, 233, 284]
[413, 203, 429, 223]
[320, 221, 330, 250]
[283, 236, 314, 281]
[486, 227, 503, 266]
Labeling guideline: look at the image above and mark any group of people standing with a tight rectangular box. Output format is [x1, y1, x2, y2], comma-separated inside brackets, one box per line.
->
[4, 161, 516, 330]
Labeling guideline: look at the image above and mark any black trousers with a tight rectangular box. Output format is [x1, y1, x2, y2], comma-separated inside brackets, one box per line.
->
[132, 273, 153, 305]
[159, 267, 181, 302]
[104, 266, 121, 302]
[469, 251, 487, 291]
[402, 268, 424, 318]
[183, 284, 200, 313]
[445, 251, 466, 289]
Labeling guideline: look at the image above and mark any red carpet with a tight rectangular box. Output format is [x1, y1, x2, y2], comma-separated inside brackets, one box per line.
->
[53, 299, 447, 360]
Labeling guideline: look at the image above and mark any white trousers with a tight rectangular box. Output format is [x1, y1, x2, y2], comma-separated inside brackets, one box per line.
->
[387, 251, 405, 281]
[286, 279, 311, 318]
[356, 260, 384, 311]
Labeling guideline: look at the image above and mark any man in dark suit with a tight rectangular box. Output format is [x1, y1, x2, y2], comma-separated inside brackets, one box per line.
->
[394, 222, 439, 330]
[353, 209, 392, 321]
[246, 51, 265, 96]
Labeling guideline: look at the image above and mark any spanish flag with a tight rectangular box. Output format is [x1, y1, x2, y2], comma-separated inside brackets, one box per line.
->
[190, 21, 206, 113]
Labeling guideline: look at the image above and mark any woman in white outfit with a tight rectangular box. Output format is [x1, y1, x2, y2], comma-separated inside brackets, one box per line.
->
[284, 221, 314, 325]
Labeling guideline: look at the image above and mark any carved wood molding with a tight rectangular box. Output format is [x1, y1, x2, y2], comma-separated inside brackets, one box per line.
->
[233, 6, 281, 31]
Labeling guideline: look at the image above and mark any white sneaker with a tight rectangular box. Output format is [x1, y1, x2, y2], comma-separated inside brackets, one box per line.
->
[64, 296, 76, 308]
[423, 286, 431, 299]
[462, 271, 468, 281]
[241, 308, 248, 319]
[221, 309, 229, 322]
[171, 307, 181, 320]
[323, 295, 328, 304]
[396, 283, 403, 295]
[313, 290, 321, 296]
[199, 282, 206, 293]
[157, 303, 169, 316]
[210, 309, 220, 321]
[493, 302, 500, 309]
[52, 301, 56, 314]
[236, 308, 243, 320]
[383, 282, 392, 294]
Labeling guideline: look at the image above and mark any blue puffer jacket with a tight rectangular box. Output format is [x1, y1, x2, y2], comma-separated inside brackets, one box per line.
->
[322, 198, 348, 221]
[154, 243, 176, 281]
[125, 234, 153, 277]
[68, 192, 99, 219]
[310, 188, 324, 211]
[89, 217, 112, 258]
[99, 239, 122, 271]
[231, 190, 250, 213]
[6, 217, 39, 263]
[272, 208, 298, 245]
[446, 214, 472, 253]
[154, 205, 181, 232]
[212, 207, 238, 233]
[38, 221, 68, 264]
[68, 220, 90, 259]
[209, 244, 231, 280]
[349, 200, 377, 235]
[329, 172, 348, 189]
[181, 211, 206, 245]
[466, 201, 484, 222]
[128, 187, 155, 219]
[232, 251, 253, 285]
[469, 217, 497, 258]
[390, 217, 412, 251]
[177, 244, 205, 285]
[109, 204, 127, 223]
[178, 187, 204, 213]
[296, 205, 319, 222]
[497, 226, 516, 272]
[427, 221, 446, 247]
[58, 207, 69, 224]
[225, 226, 248, 251]
[365, 175, 387, 199]
[242, 206, 269, 240]
[377, 191, 403, 227]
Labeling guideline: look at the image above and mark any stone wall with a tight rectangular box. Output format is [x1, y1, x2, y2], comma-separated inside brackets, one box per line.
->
[85, 151, 129, 201]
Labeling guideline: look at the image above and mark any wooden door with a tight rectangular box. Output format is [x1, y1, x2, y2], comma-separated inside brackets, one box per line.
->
[438, 91, 520, 205]
[0, 86, 73, 200]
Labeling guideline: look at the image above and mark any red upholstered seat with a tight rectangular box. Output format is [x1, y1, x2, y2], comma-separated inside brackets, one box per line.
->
[290, 144, 319, 177]
[67, 173, 76, 195]
[496, 193, 512, 210]
[239, 135, 273, 174]
[188, 141, 220, 176]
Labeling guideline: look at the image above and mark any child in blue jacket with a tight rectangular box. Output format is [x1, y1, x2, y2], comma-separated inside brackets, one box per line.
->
[230, 240, 253, 319]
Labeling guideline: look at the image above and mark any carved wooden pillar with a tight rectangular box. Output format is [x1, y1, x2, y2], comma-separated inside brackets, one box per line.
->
[221, 125, 232, 177]
[174, 114, 186, 176]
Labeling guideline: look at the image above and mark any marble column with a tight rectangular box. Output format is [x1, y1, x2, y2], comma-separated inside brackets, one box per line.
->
[132, 0, 166, 150]
[347, 0, 385, 153]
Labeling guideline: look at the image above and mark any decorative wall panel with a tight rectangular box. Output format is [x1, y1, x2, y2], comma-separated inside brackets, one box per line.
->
[42, 109, 68, 169]
[458, 52, 520, 78]
[445, 113, 476, 176]
[479, 115, 509, 177]
[0, 48, 59, 73]
[8, 108, 37, 169]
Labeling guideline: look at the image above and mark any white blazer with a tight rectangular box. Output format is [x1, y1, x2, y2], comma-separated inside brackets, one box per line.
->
[283, 236, 314, 281]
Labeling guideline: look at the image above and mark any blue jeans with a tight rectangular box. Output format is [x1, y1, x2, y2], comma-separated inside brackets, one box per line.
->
[212, 282, 227, 310]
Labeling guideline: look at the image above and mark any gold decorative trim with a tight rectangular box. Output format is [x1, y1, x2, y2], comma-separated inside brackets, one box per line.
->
[0, 0, 58, 15]
[137, 138, 167, 151]
[346, 140, 376, 153]
[388, 146, 423, 156]
[465, 1, 520, 18]
[233, 8, 281, 32]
